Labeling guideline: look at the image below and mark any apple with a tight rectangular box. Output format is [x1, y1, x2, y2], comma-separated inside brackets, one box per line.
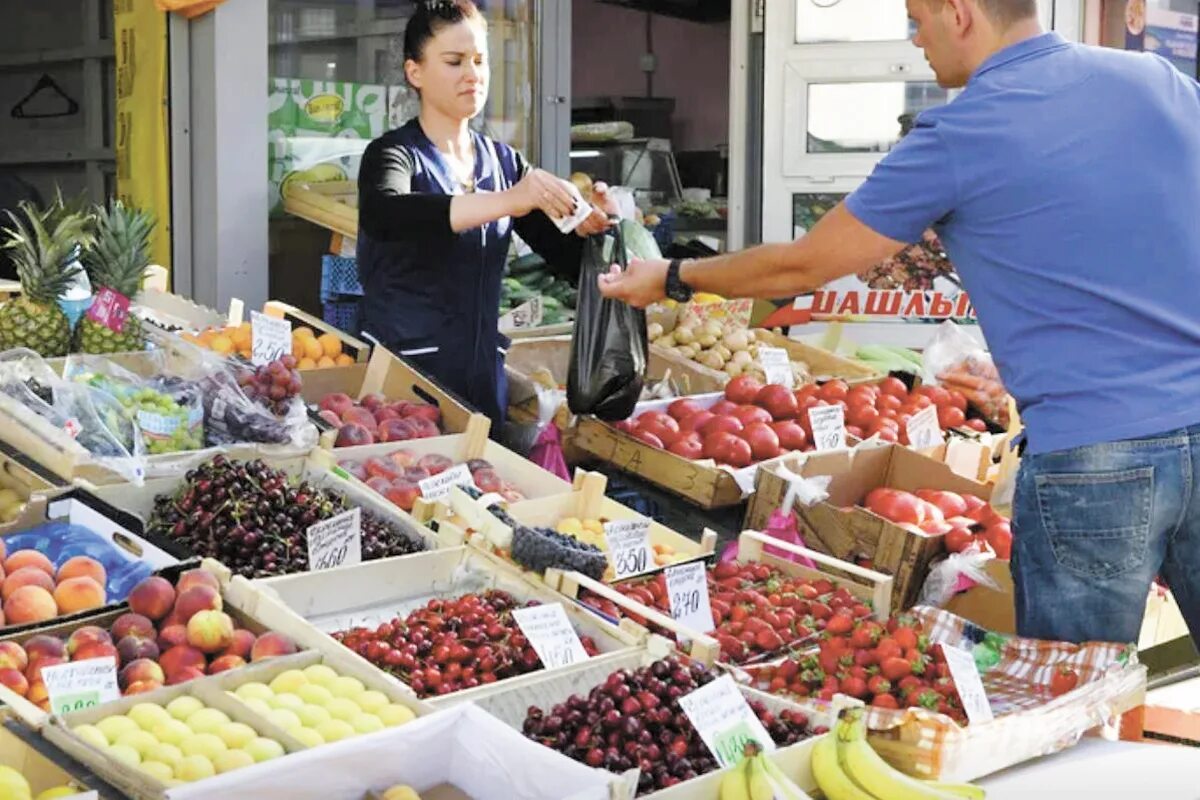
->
[700, 414, 743, 437]
[678, 410, 715, 434]
[632, 429, 664, 449]
[668, 433, 704, 460]
[667, 398, 705, 421]
[770, 420, 808, 452]
[732, 404, 773, 427]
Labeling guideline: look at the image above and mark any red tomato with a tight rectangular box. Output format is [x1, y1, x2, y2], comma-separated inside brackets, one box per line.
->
[846, 425, 865, 440]
[725, 375, 764, 405]
[701, 415, 744, 437]
[818, 380, 849, 402]
[668, 433, 704, 460]
[946, 390, 968, 412]
[938, 405, 967, 429]
[878, 376, 909, 399]
[964, 418, 989, 432]
[848, 403, 880, 429]
[917, 385, 951, 407]
[944, 527, 976, 554]
[865, 488, 926, 525]
[678, 410, 716, 434]
[770, 421, 808, 451]
[876, 393, 903, 413]
[985, 522, 1013, 560]
[874, 427, 899, 443]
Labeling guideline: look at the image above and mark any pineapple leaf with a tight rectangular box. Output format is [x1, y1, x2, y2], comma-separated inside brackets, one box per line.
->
[1, 195, 94, 305]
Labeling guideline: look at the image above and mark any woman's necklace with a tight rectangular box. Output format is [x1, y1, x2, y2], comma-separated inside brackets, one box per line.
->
[444, 147, 477, 194]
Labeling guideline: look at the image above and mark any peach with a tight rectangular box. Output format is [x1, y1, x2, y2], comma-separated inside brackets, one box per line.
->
[341, 407, 378, 434]
[221, 629, 256, 660]
[186, 610, 234, 654]
[174, 585, 222, 624]
[387, 449, 419, 469]
[26, 680, 48, 711]
[124, 679, 163, 696]
[405, 402, 440, 425]
[0, 667, 28, 697]
[176, 568, 220, 595]
[335, 422, 374, 447]
[120, 658, 165, 689]
[117, 635, 159, 666]
[165, 666, 206, 686]
[374, 406, 402, 424]
[111, 612, 155, 642]
[417, 453, 453, 476]
[66, 626, 112, 657]
[319, 392, 355, 417]
[318, 409, 343, 428]
[56, 556, 107, 588]
[360, 393, 386, 412]
[53, 577, 106, 614]
[0, 539, 6, 561]
[378, 418, 417, 443]
[0, 641, 27, 672]
[26, 656, 64, 684]
[73, 641, 118, 663]
[5, 585, 57, 625]
[23, 634, 64, 663]
[2, 567, 55, 602]
[3, 550, 53, 578]
[160, 609, 185, 629]
[208, 654, 246, 674]
[159, 644, 206, 678]
[250, 632, 298, 662]
[128, 576, 176, 621]
[385, 481, 421, 512]
[157, 624, 188, 652]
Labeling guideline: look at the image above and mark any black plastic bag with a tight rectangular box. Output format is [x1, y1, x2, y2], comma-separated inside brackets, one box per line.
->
[568, 223, 648, 420]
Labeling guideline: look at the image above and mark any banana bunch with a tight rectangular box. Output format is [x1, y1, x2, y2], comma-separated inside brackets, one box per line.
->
[720, 743, 814, 800]
[812, 709, 985, 800]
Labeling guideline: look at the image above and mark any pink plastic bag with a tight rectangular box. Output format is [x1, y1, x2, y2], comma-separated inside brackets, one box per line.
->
[720, 509, 817, 568]
[529, 423, 570, 481]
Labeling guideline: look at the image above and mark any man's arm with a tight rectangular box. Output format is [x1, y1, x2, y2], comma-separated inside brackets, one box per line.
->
[597, 202, 909, 307]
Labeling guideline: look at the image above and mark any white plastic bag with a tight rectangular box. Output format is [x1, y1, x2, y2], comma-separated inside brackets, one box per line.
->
[922, 321, 1009, 426]
[918, 543, 1002, 608]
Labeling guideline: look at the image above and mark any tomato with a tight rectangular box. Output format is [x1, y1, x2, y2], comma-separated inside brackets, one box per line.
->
[917, 385, 951, 407]
[878, 376, 909, 399]
[710, 400, 740, 417]
[865, 488, 926, 525]
[874, 426, 900, 443]
[1050, 665, 1079, 696]
[876, 393, 903, 412]
[946, 389, 968, 411]
[915, 489, 969, 518]
[985, 522, 1013, 560]
[848, 403, 880, 429]
[818, 380, 849, 402]
[964, 418, 989, 432]
[938, 405, 967, 429]
[944, 527, 977, 554]
[725, 375, 764, 405]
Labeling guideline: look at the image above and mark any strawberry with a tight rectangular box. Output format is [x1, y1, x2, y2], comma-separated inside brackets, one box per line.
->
[853, 648, 878, 668]
[777, 659, 800, 680]
[825, 613, 855, 636]
[713, 562, 739, 580]
[849, 665, 868, 680]
[810, 602, 833, 620]
[898, 675, 925, 692]
[851, 603, 872, 618]
[892, 625, 918, 651]
[874, 637, 903, 662]
[880, 656, 912, 681]
[840, 676, 869, 698]
[904, 688, 940, 710]
[755, 628, 784, 651]
[867, 675, 892, 696]
[1050, 665, 1079, 697]
[871, 693, 899, 709]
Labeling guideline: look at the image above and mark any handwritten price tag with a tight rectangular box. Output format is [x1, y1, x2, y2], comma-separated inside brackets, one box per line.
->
[604, 519, 653, 579]
[939, 644, 994, 723]
[678, 675, 775, 767]
[499, 296, 545, 332]
[512, 604, 589, 670]
[42, 657, 120, 717]
[665, 561, 714, 633]
[251, 311, 292, 366]
[757, 346, 794, 388]
[306, 508, 362, 572]
[808, 404, 847, 451]
[907, 405, 943, 450]
[418, 464, 475, 501]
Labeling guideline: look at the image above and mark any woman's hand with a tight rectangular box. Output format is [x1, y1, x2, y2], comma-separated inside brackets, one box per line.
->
[574, 181, 619, 237]
[508, 169, 577, 220]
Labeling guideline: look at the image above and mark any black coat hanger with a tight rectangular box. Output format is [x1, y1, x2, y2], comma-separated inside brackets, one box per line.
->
[11, 74, 80, 119]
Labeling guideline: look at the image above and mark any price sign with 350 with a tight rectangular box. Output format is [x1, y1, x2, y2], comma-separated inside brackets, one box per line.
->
[604, 520, 653, 580]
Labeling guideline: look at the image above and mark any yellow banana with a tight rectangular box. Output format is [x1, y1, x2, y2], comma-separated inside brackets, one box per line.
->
[747, 754, 775, 800]
[811, 734, 878, 800]
[925, 781, 986, 799]
[837, 711, 960, 800]
[719, 758, 751, 800]
[760, 754, 817, 800]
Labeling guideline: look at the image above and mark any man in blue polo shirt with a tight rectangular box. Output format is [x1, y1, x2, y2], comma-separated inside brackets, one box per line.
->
[599, 0, 1200, 646]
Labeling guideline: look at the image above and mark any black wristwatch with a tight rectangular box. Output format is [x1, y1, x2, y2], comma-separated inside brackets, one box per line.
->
[665, 259, 694, 302]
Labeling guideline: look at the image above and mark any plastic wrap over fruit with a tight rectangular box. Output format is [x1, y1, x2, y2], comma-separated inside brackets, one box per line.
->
[922, 321, 1010, 426]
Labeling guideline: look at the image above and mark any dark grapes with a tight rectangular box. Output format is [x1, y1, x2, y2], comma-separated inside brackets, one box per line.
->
[148, 456, 425, 578]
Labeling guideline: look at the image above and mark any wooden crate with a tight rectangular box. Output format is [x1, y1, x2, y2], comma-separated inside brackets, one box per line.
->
[132, 287, 229, 332]
[0, 439, 66, 537]
[263, 299, 371, 364]
[243, 546, 643, 707]
[745, 444, 992, 611]
[441, 469, 718, 583]
[554, 530, 893, 666]
[0, 709, 115, 798]
[283, 180, 358, 239]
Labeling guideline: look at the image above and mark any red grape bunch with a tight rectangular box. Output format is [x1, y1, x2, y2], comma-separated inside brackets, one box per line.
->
[237, 356, 302, 416]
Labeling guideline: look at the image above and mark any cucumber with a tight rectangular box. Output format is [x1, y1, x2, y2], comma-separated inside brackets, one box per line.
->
[508, 254, 547, 276]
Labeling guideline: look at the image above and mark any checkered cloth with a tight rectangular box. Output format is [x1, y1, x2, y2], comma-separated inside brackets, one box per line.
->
[858, 607, 1146, 780]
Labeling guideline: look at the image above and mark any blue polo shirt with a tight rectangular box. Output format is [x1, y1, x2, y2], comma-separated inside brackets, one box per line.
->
[846, 33, 1200, 455]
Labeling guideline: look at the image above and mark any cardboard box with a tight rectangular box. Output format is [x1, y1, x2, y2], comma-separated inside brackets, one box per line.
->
[746, 444, 992, 611]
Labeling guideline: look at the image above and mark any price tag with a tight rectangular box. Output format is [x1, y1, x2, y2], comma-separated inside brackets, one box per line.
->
[604, 519, 653, 579]
[306, 508, 362, 572]
[512, 603, 589, 670]
[678, 674, 775, 768]
[907, 405, 943, 450]
[499, 296, 545, 332]
[418, 463, 475, 501]
[938, 644, 994, 723]
[808, 404, 847, 451]
[42, 657, 120, 717]
[757, 346, 794, 388]
[85, 287, 131, 334]
[665, 561, 714, 633]
[250, 310, 292, 366]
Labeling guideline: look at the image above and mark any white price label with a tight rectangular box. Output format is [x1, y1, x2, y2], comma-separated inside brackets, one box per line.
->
[42, 657, 120, 717]
[306, 508, 362, 572]
[678, 674, 776, 768]
[604, 519, 654, 579]
[907, 405, 943, 450]
[250, 311, 292, 366]
[808, 404, 847, 451]
[665, 561, 714, 633]
[939, 644, 994, 723]
[418, 463, 475, 501]
[512, 603, 589, 670]
[499, 296, 544, 332]
[758, 346, 794, 388]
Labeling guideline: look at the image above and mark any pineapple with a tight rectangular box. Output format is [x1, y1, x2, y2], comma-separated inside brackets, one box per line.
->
[0, 196, 92, 357]
[77, 200, 154, 354]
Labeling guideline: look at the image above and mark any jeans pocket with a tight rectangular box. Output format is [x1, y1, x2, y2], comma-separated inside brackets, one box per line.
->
[1033, 466, 1153, 579]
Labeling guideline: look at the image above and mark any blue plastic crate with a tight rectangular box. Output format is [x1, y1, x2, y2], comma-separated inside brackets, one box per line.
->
[322, 299, 361, 336]
[320, 255, 363, 303]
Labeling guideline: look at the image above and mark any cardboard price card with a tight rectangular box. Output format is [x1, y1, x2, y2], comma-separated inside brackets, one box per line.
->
[512, 604, 589, 670]
[417, 463, 474, 501]
[665, 561, 714, 633]
[678, 674, 775, 768]
[808, 404, 847, 451]
[757, 346, 794, 388]
[938, 644, 994, 723]
[251, 310, 292, 366]
[603, 519, 654, 579]
[85, 287, 131, 333]
[907, 405, 943, 450]
[42, 657, 120, 717]
[306, 507, 362, 571]
[499, 296, 545, 332]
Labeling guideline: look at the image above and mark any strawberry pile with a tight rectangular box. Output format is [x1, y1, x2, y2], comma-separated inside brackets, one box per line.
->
[580, 560, 872, 665]
[746, 612, 968, 724]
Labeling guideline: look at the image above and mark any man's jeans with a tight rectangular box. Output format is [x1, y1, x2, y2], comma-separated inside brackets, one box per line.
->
[1012, 425, 1200, 645]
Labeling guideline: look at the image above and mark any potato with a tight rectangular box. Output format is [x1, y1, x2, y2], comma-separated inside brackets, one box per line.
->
[731, 350, 753, 366]
[674, 326, 697, 345]
[713, 345, 733, 361]
[697, 333, 718, 349]
[697, 350, 726, 370]
[724, 361, 745, 377]
[647, 322, 664, 341]
[653, 335, 675, 349]
[677, 344, 699, 359]
[702, 320, 724, 338]
[722, 330, 751, 352]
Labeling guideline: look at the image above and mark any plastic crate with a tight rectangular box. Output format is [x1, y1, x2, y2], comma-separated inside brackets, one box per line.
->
[322, 298, 360, 335]
[320, 255, 363, 303]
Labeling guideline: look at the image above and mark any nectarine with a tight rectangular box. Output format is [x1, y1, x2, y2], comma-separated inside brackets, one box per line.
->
[159, 644, 206, 678]
[186, 610, 234, 654]
[250, 632, 297, 662]
[1, 567, 54, 602]
[157, 624, 188, 652]
[221, 629, 256, 660]
[117, 635, 159, 666]
[5, 585, 57, 624]
[128, 576, 175, 621]
[66, 626, 112, 657]
[3, 550, 53, 578]
[0, 641, 27, 671]
[56, 556, 106, 588]
[111, 613, 155, 642]
[174, 585, 222, 623]
[0, 667, 28, 697]
[53, 577, 106, 614]
[22, 634, 64, 662]
[208, 654, 246, 674]
[120, 658, 165, 690]
[176, 568, 220, 595]
[166, 665, 206, 686]
[73, 641, 119, 663]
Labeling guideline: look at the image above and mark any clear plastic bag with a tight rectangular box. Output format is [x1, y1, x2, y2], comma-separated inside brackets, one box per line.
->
[526, 385, 570, 481]
[918, 542, 1001, 608]
[922, 321, 1010, 426]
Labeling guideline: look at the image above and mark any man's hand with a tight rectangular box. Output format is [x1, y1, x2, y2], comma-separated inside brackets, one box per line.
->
[597, 257, 669, 308]
[575, 181, 618, 237]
